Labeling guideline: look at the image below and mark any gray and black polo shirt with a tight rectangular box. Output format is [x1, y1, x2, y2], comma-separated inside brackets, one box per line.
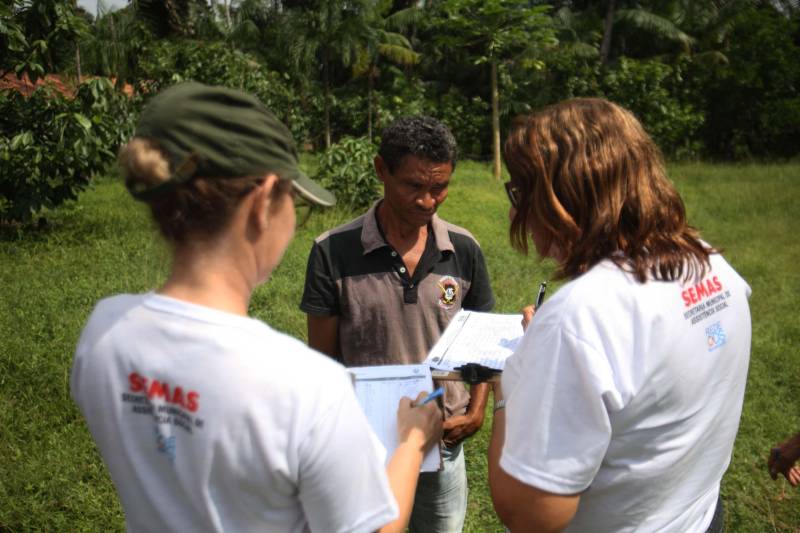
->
[300, 201, 495, 417]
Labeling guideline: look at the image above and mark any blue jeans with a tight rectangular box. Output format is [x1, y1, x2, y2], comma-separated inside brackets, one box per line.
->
[408, 443, 467, 533]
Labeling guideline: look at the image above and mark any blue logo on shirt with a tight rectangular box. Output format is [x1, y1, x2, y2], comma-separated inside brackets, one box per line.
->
[705, 322, 727, 352]
[154, 427, 176, 463]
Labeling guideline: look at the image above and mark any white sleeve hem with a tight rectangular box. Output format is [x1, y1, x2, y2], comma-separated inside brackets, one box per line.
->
[500, 452, 591, 495]
[334, 504, 398, 533]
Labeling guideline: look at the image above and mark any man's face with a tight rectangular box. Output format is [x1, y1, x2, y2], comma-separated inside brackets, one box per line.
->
[375, 155, 452, 228]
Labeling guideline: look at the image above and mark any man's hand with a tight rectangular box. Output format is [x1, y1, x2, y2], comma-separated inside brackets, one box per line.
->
[769, 432, 800, 487]
[442, 382, 489, 447]
[443, 411, 484, 447]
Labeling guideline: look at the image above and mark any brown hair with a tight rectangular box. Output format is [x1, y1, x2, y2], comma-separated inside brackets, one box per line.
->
[504, 98, 711, 283]
[118, 138, 292, 245]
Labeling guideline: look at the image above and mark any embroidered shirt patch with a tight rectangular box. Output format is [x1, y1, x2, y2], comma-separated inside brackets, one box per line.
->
[437, 276, 459, 309]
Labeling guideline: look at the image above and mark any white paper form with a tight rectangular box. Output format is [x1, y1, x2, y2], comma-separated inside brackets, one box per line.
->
[425, 309, 524, 371]
[349, 364, 441, 472]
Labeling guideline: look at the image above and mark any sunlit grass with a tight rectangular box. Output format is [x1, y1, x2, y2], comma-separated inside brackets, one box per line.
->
[1, 161, 798, 530]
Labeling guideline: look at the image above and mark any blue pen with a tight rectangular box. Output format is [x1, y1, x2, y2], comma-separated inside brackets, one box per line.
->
[416, 386, 445, 407]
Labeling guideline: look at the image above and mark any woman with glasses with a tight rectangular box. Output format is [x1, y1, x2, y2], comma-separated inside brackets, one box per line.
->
[488, 98, 751, 532]
[70, 82, 441, 533]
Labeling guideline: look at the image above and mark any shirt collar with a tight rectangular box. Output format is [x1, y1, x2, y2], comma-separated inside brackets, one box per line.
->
[361, 200, 455, 255]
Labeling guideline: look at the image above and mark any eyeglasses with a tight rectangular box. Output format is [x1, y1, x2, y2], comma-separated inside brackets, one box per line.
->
[293, 192, 314, 228]
[504, 181, 520, 208]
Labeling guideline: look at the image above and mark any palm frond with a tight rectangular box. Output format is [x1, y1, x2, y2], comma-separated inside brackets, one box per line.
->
[229, 18, 260, 47]
[616, 8, 695, 51]
[377, 43, 420, 65]
[383, 6, 423, 31]
[376, 30, 413, 50]
[559, 40, 599, 59]
[553, 5, 575, 28]
[692, 49, 729, 67]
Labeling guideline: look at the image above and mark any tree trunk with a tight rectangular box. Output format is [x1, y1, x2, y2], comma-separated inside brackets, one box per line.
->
[600, 0, 616, 66]
[75, 45, 82, 82]
[491, 60, 501, 180]
[324, 48, 332, 150]
[223, 0, 232, 30]
[367, 66, 374, 141]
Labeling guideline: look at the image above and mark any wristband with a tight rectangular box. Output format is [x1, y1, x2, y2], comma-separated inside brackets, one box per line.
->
[493, 399, 506, 414]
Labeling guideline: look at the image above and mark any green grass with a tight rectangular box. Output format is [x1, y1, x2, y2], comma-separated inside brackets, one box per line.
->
[1, 161, 798, 531]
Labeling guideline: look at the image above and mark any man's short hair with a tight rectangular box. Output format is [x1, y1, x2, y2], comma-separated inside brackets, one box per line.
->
[378, 116, 458, 173]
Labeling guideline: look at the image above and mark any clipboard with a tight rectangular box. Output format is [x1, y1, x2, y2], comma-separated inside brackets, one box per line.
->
[425, 310, 523, 376]
[349, 364, 442, 472]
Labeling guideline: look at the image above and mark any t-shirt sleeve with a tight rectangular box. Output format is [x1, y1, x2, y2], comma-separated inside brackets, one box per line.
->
[462, 244, 495, 311]
[500, 323, 617, 495]
[300, 241, 340, 316]
[297, 381, 398, 533]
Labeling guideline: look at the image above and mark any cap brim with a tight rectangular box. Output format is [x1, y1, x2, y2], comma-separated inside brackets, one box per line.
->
[292, 171, 336, 207]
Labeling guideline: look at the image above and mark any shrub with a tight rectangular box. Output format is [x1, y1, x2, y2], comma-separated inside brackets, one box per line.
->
[435, 88, 490, 160]
[373, 68, 429, 134]
[701, 7, 800, 159]
[315, 136, 380, 211]
[138, 40, 306, 143]
[0, 77, 134, 224]
[601, 58, 704, 159]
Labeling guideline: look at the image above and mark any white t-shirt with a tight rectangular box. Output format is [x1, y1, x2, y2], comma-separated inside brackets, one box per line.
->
[501, 253, 751, 532]
[71, 293, 398, 533]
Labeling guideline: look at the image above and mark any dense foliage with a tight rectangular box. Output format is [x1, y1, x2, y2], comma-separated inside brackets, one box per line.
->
[700, 6, 800, 159]
[315, 136, 381, 210]
[136, 40, 306, 141]
[600, 58, 704, 159]
[0, 78, 133, 224]
[1, 0, 800, 223]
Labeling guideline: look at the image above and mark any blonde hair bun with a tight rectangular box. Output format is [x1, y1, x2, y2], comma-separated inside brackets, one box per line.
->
[118, 138, 171, 191]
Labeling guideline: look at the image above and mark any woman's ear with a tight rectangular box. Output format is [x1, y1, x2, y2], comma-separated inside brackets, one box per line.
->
[249, 174, 280, 232]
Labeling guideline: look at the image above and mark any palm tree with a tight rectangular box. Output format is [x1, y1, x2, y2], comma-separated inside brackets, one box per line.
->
[599, 0, 694, 65]
[352, 6, 421, 140]
[288, 0, 376, 149]
[135, 0, 202, 38]
[79, 3, 146, 84]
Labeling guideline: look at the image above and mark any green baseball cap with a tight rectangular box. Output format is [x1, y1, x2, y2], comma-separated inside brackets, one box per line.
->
[128, 82, 335, 207]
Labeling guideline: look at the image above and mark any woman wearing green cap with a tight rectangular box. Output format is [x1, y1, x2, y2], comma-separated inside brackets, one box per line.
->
[70, 82, 441, 532]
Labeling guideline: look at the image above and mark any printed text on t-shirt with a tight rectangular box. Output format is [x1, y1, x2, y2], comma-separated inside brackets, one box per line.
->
[681, 276, 731, 326]
[128, 372, 199, 412]
[681, 276, 723, 307]
[121, 372, 205, 436]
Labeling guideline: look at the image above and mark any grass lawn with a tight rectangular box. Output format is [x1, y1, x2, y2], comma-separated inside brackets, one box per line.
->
[1, 161, 798, 531]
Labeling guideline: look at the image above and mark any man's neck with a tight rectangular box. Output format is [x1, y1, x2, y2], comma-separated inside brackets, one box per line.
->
[376, 201, 428, 250]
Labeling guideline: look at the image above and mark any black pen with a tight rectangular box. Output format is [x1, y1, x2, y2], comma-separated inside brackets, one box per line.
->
[535, 281, 547, 309]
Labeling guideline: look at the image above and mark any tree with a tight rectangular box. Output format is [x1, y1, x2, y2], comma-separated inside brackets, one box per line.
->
[1, 0, 89, 81]
[701, 3, 800, 158]
[78, 3, 153, 86]
[598, 1, 693, 65]
[0, 1, 32, 79]
[352, 3, 421, 140]
[432, 0, 555, 179]
[135, 0, 207, 38]
[287, 0, 376, 149]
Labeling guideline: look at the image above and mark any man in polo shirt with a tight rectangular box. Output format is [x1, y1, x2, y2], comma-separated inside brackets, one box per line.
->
[300, 116, 494, 532]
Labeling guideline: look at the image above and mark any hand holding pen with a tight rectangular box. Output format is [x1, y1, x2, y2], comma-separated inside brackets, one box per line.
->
[415, 386, 444, 407]
[521, 281, 547, 331]
[396, 389, 444, 453]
